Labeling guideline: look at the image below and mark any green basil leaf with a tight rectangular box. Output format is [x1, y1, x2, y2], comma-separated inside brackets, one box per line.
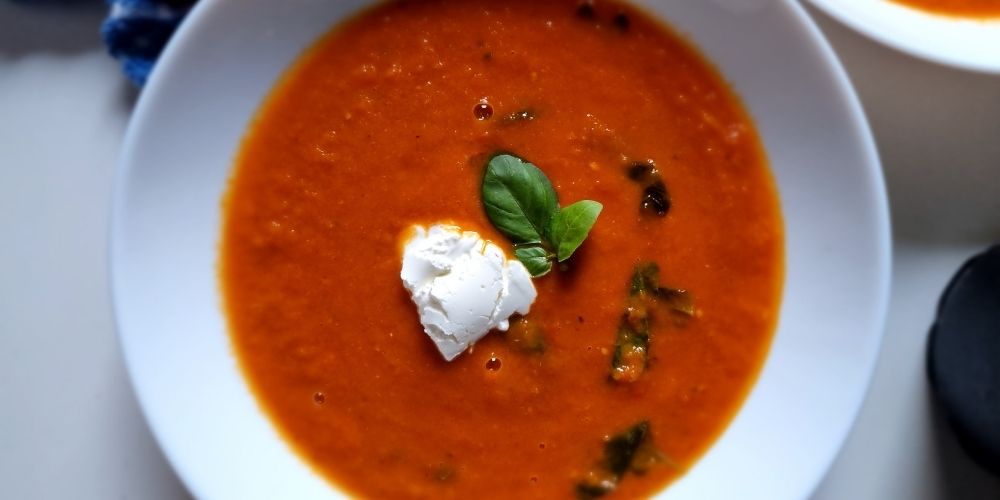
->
[550, 200, 603, 261]
[482, 154, 559, 244]
[514, 246, 552, 277]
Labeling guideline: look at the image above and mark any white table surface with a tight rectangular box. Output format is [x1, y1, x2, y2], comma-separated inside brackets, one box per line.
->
[1, 1, 998, 499]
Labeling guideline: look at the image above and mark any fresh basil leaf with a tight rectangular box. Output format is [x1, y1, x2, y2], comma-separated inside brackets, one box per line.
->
[482, 154, 559, 244]
[514, 246, 552, 277]
[480, 152, 603, 276]
[550, 200, 603, 262]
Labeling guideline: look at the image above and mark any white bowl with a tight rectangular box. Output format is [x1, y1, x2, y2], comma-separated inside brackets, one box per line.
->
[110, 0, 891, 499]
[808, 0, 1000, 74]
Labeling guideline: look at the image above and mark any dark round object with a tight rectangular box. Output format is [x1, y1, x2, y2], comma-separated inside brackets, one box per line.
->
[626, 161, 658, 182]
[473, 102, 493, 120]
[612, 12, 630, 31]
[640, 181, 669, 217]
[928, 244, 1000, 476]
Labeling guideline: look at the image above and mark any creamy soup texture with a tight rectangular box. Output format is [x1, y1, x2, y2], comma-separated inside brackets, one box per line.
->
[222, 1, 784, 498]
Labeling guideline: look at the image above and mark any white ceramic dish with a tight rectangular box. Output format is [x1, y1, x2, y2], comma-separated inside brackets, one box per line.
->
[808, 0, 1000, 74]
[110, 0, 891, 499]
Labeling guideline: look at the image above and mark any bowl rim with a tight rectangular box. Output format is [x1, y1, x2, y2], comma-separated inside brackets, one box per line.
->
[764, 2, 892, 498]
[808, 0, 1000, 75]
[109, 0, 892, 499]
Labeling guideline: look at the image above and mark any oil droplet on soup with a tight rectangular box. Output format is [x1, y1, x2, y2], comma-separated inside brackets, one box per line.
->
[474, 101, 494, 120]
[485, 356, 502, 371]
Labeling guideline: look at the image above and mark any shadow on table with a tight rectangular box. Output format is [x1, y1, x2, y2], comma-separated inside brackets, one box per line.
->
[926, 385, 1000, 499]
[838, 33, 1000, 496]
[0, 0, 139, 109]
[0, 0, 106, 57]
[819, 13, 1000, 247]
[105, 355, 193, 500]
[808, 5, 1000, 500]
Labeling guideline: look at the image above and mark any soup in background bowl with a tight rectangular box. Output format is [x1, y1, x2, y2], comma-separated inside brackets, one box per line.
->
[808, 0, 1000, 74]
[110, 0, 890, 499]
[892, 0, 1000, 18]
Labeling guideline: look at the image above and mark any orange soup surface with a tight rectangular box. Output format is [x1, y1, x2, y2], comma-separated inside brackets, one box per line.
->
[223, 1, 783, 498]
[891, 0, 1000, 17]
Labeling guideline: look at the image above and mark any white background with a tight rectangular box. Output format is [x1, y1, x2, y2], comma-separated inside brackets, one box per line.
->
[0, 1, 997, 498]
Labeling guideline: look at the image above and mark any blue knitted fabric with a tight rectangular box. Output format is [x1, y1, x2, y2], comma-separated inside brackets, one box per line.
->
[101, 0, 197, 86]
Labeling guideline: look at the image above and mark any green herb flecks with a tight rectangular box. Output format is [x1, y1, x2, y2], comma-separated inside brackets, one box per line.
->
[504, 315, 547, 355]
[427, 460, 458, 483]
[502, 108, 537, 125]
[611, 262, 694, 383]
[576, 421, 665, 499]
[611, 319, 649, 383]
[630, 262, 694, 317]
[482, 153, 602, 276]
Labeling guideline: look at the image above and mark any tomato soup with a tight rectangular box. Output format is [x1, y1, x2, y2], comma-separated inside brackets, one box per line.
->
[222, 0, 783, 498]
[891, 0, 1000, 17]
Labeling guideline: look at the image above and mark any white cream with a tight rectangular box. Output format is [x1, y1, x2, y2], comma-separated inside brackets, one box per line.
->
[401, 224, 537, 361]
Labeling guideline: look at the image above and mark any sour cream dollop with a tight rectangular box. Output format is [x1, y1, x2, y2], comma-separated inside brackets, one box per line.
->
[400, 224, 537, 361]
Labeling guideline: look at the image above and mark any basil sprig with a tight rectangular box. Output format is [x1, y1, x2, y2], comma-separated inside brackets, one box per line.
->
[482, 153, 603, 276]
